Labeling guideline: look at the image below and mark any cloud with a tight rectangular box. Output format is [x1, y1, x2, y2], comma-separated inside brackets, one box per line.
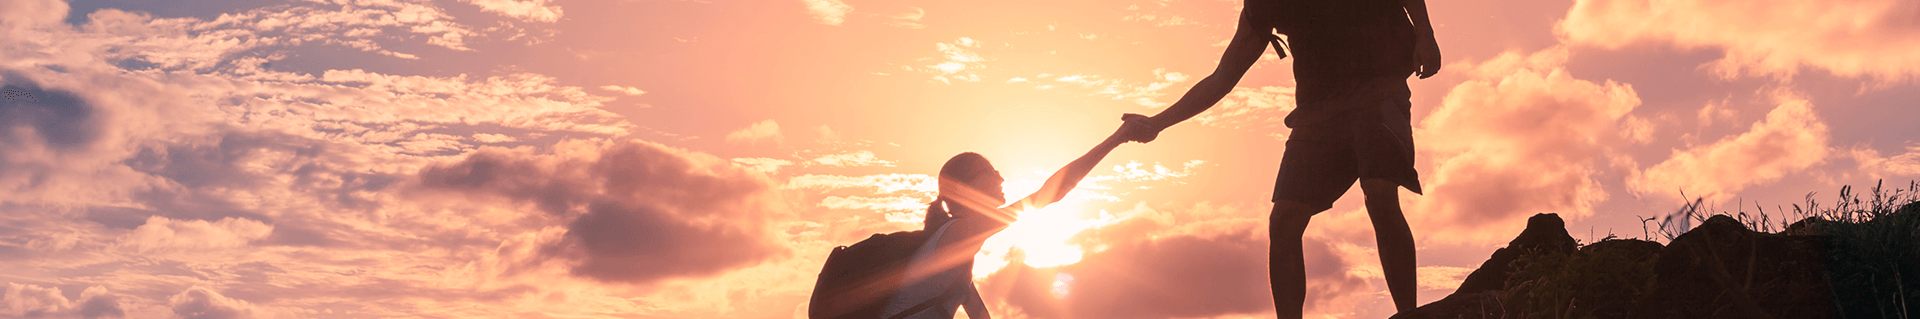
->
[0, 1, 808, 317]
[785, 174, 936, 194]
[418, 139, 788, 284]
[1416, 265, 1476, 291]
[473, 133, 518, 143]
[118, 216, 274, 253]
[808, 150, 894, 167]
[726, 120, 784, 145]
[1122, 4, 1205, 27]
[2, 284, 126, 319]
[926, 38, 985, 83]
[1414, 48, 1643, 244]
[0, 73, 106, 190]
[75, 286, 124, 319]
[800, 0, 854, 25]
[732, 157, 795, 174]
[810, 125, 842, 143]
[987, 233, 1276, 319]
[314, 70, 626, 135]
[5, 5, 628, 175]
[1019, 69, 1191, 107]
[888, 7, 927, 29]
[464, 0, 564, 23]
[1102, 160, 1205, 184]
[69, 0, 485, 71]
[1845, 143, 1920, 179]
[818, 195, 931, 222]
[1628, 91, 1831, 203]
[982, 202, 1373, 318]
[1558, 0, 1920, 82]
[0, 0, 64, 48]
[598, 85, 646, 96]
[3, 282, 70, 317]
[168, 287, 263, 319]
[1193, 86, 1296, 132]
[786, 173, 936, 222]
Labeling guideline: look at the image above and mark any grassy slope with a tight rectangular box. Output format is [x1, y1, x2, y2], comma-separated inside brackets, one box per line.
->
[1494, 181, 1920, 318]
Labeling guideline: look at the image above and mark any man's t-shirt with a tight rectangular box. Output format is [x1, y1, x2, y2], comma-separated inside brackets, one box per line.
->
[1248, 0, 1417, 127]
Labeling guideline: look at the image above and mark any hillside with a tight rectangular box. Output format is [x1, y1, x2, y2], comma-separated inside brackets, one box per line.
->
[1394, 185, 1920, 318]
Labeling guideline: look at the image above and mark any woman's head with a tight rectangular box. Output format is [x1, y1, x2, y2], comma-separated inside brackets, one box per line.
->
[926, 152, 1004, 226]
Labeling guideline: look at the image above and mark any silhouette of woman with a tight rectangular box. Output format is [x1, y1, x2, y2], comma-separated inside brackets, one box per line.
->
[882, 121, 1141, 319]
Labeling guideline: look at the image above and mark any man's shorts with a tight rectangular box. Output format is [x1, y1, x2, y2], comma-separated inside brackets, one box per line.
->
[1272, 94, 1423, 212]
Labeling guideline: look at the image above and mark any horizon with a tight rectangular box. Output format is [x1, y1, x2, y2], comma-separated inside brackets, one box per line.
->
[2, 0, 1918, 318]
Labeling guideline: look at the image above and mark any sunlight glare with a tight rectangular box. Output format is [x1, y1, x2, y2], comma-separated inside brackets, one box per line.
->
[973, 202, 1125, 277]
[1051, 273, 1074, 297]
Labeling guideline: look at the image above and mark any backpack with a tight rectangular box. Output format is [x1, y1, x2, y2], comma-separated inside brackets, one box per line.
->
[809, 229, 958, 319]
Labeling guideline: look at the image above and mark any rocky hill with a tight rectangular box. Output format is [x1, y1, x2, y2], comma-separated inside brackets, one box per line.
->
[1393, 200, 1920, 319]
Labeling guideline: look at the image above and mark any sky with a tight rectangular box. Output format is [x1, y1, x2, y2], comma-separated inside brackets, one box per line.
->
[1, 0, 1917, 318]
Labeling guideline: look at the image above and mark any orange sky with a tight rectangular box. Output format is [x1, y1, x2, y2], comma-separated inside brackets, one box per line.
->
[2, 0, 1918, 318]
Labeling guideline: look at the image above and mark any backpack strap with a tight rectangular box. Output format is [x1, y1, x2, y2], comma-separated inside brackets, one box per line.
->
[1266, 33, 1289, 58]
[885, 220, 964, 319]
[1242, 0, 1292, 59]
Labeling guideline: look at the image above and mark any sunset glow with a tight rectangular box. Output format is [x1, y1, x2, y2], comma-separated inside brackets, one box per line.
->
[2, 0, 1917, 318]
[979, 201, 1124, 273]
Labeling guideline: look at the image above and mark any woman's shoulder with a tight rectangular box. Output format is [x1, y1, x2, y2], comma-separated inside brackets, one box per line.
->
[941, 216, 1009, 238]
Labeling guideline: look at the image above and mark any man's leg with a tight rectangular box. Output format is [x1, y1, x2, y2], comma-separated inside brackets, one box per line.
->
[1360, 178, 1417, 311]
[1270, 199, 1319, 319]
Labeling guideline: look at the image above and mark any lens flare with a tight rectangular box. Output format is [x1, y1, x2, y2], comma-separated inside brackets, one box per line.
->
[1051, 273, 1074, 297]
[972, 200, 1125, 277]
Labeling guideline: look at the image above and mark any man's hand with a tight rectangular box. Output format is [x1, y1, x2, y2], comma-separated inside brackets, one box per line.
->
[1414, 34, 1442, 79]
[1120, 113, 1161, 143]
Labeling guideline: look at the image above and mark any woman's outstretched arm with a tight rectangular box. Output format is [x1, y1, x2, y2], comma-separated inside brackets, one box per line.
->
[1006, 121, 1138, 211]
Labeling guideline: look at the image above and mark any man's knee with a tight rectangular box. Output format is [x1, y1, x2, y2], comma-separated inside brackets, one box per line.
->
[1360, 178, 1400, 198]
[1270, 200, 1320, 231]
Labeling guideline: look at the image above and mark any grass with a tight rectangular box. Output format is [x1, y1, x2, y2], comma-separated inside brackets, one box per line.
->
[1498, 180, 1920, 318]
[1791, 181, 1920, 319]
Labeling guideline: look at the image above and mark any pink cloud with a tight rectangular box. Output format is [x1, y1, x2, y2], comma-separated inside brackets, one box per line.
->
[725, 120, 785, 145]
[1845, 144, 1920, 180]
[1413, 48, 1643, 244]
[118, 216, 273, 253]
[0, 283, 124, 319]
[1628, 91, 1831, 203]
[985, 232, 1277, 319]
[800, 0, 854, 26]
[979, 202, 1377, 318]
[464, 0, 565, 23]
[1559, 0, 1920, 82]
[418, 140, 790, 284]
[1193, 85, 1297, 133]
[168, 286, 266, 319]
[3, 282, 70, 317]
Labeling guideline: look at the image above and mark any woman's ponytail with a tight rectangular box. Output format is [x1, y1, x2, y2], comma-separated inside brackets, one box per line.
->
[924, 197, 951, 232]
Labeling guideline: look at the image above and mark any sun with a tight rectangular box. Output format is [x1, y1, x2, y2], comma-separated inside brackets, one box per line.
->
[972, 196, 1124, 277]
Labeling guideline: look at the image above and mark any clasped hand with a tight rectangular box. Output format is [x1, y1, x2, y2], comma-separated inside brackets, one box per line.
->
[1107, 113, 1160, 144]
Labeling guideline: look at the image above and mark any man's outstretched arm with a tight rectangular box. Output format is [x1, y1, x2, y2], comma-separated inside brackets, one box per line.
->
[1127, 11, 1273, 143]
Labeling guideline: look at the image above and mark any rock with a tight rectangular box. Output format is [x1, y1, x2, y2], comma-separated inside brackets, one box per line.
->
[1384, 291, 1502, 319]
[1450, 213, 1578, 296]
[1391, 213, 1575, 319]
[1577, 237, 1662, 258]
[1385, 188, 1920, 319]
[1633, 215, 1834, 318]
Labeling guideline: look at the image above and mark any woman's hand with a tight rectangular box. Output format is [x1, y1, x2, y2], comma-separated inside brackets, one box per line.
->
[1119, 113, 1160, 143]
[1109, 114, 1154, 145]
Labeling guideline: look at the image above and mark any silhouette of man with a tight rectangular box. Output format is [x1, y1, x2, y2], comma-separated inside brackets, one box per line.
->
[1121, 0, 1441, 317]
